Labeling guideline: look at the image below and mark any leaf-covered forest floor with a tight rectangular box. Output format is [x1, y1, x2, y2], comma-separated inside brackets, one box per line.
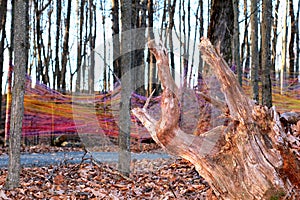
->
[0, 139, 215, 199]
[0, 150, 211, 199]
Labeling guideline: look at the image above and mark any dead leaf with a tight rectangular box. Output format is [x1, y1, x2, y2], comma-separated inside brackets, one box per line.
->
[53, 174, 64, 185]
[0, 190, 9, 200]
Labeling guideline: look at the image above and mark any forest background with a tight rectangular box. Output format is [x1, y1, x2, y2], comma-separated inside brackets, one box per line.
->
[0, 0, 299, 97]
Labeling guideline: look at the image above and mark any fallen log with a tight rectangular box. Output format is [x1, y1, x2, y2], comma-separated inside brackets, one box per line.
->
[132, 38, 300, 199]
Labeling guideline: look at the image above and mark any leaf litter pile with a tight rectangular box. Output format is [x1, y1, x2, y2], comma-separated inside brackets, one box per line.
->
[0, 154, 212, 199]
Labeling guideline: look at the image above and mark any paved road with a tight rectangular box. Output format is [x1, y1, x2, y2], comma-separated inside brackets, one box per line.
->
[0, 152, 171, 168]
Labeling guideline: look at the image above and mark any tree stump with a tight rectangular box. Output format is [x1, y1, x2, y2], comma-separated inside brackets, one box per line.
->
[132, 38, 300, 199]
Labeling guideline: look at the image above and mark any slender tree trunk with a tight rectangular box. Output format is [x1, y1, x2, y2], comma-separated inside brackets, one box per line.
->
[147, 0, 158, 96]
[197, 0, 204, 87]
[101, 0, 107, 92]
[288, 0, 296, 80]
[4, 65, 12, 147]
[43, 5, 52, 86]
[160, 0, 167, 41]
[76, 0, 85, 92]
[261, 0, 272, 107]
[119, 0, 132, 177]
[5, 0, 14, 147]
[54, 0, 61, 90]
[296, 0, 300, 77]
[88, 0, 95, 94]
[33, 0, 42, 83]
[60, 0, 71, 93]
[232, 0, 241, 85]
[272, 0, 280, 79]
[0, 0, 7, 31]
[5, 0, 28, 189]
[182, 0, 188, 88]
[0, 0, 7, 131]
[281, 0, 288, 95]
[186, 0, 191, 87]
[9, 0, 14, 64]
[245, 29, 250, 78]
[134, 0, 146, 95]
[168, 0, 176, 79]
[250, 0, 259, 102]
[112, 0, 121, 86]
[33, 1, 50, 84]
[241, 0, 250, 79]
[82, 9, 89, 91]
[190, 0, 201, 88]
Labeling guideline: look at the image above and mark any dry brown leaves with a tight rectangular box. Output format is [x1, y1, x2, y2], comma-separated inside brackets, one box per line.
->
[0, 158, 210, 199]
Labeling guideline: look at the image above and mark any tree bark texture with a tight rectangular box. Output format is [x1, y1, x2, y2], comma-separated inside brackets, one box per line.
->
[5, 0, 28, 189]
[207, 0, 234, 64]
[112, 0, 121, 85]
[271, 0, 280, 76]
[232, 0, 241, 85]
[60, 0, 71, 93]
[147, 0, 158, 96]
[296, 0, 300, 77]
[132, 39, 300, 199]
[288, 0, 296, 79]
[261, 0, 272, 107]
[54, 0, 61, 90]
[118, 0, 132, 177]
[250, 0, 259, 102]
[0, 0, 7, 131]
[75, 0, 85, 92]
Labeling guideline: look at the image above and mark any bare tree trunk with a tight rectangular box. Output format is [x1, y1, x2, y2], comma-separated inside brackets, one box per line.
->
[288, 0, 296, 80]
[272, 0, 280, 78]
[261, 0, 272, 107]
[190, 0, 201, 87]
[168, 0, 176, 79]
[281, 0, 288, 95]
[182, 0, 187, 88]
[33, 1, 50, 84]
[4, 65, 12, 147]
[5, 0, 28, 189]
[119, 0, 132, 177]
[88, 0, 95, 94]
[197, 0, 204, 87]
[111, 0, 121, 86]
[250, 0, 259, 102]
[147, 0, 157, 96]
[186, 0, 191, 87]
[232, 0, 241, 85]
[208, 0, 234, 64]
[76, 0, 85, 92]
[160, 0, 167, 41]
[0, 0, 7, 132]
[134, 0, 146, 95]
[33, 0, 42, 83]
[5, 0, 14, 147]
[43, 5, 52, 86]
[101, 0, 107, 92]
[241, 0, 250, 79]
[133, 39, 300, 199]
[60, 0, 71, 93]
[82, 11, 89, 91]
[296, 0, 300, 77]
[54, 0, 61, 90]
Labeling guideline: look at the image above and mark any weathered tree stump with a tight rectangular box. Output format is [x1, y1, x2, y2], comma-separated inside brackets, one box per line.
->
[132, 38, 300, 199]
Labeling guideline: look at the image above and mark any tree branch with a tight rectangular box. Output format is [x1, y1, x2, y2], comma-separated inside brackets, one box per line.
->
[199, 38, 253, 124]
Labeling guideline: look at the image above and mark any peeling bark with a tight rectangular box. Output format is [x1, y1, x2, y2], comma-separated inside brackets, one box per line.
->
[132, 39, 300, 199]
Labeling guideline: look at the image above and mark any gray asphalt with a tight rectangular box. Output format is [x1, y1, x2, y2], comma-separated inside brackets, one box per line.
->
[0, 151, 171, 168]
